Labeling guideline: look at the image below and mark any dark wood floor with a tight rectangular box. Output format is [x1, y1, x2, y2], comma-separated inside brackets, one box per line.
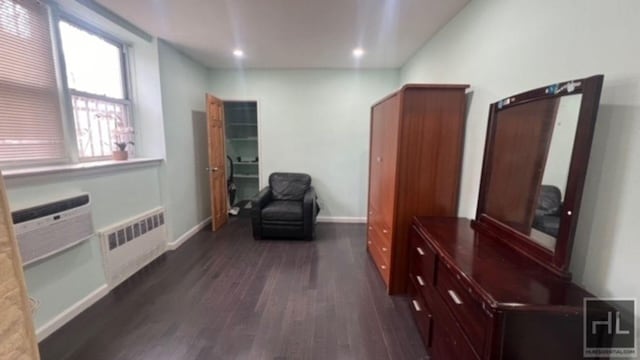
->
[39, 218, 427, 360]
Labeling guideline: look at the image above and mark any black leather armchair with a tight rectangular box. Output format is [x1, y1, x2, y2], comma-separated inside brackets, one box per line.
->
[251, 173, 319, 240]
[533, 185, 563, 237]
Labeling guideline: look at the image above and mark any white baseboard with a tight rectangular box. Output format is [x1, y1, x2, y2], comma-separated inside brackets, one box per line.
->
[167, 216, 212, 251]
[317, 216, 367, 223]
[36, 284, 109, 342]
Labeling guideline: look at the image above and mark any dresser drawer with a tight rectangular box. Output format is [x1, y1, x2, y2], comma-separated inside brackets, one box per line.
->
[368, 224, 391, 251]
[435, 261, 488, 355]
[432, 312, 479, 360]
[408, 276, 432, 348]
[377, 221, 393, 246]
[367, 238, 390, 285]
[409, 227, 437, 287]
[428, 271, 480, 360]
[367, 230, 391, 264]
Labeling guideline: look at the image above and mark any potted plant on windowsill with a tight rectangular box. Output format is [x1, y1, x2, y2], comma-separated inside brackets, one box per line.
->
[112, 141, 134, 160]
[112, 126, 135, 161]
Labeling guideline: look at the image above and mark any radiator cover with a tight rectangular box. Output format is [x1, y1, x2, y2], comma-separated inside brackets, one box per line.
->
[98, 208, 167, 288]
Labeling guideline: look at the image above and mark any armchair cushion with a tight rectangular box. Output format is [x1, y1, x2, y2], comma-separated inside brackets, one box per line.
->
[262, 201, 303, 221]
[269, 173, 311, 201]
[536, 185, 562, 217]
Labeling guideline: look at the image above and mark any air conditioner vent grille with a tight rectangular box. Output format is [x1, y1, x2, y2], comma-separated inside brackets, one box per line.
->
[12, 194, 90, 224]
[105, 212, 165, 251]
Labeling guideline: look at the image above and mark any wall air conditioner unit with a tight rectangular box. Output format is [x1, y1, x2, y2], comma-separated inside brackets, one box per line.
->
[12, 194, 94, 266]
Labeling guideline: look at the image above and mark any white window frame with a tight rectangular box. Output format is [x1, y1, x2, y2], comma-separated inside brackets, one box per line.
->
[52, 10, 134, 162]
[0, 2, 137, 169]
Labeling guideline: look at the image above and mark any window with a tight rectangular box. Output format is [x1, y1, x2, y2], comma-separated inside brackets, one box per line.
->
[0, 0, 134, 166]
[0, 0, 66, 164]
[58, 20, 133, 160]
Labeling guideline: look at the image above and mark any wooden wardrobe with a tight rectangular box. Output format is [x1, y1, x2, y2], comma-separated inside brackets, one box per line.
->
[366, 84, 469, 294]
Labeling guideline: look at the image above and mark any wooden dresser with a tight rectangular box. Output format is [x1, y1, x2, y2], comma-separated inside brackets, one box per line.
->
[404, 76, 610, 359]
[409, 217, 597, 359]
[366, 84, 469, 294]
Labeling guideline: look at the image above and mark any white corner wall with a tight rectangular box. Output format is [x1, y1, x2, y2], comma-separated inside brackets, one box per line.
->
[158, 41, 212, 241]
[401, 0, 640, 302]
[209, 69, 399, 220]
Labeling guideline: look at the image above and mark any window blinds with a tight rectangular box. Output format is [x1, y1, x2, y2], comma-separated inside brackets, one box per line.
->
[0, 0, 66, 164]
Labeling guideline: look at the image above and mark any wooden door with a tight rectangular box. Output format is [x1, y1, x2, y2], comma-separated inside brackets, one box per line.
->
[0, 173, 40, 359]
[206, 94, 228, 231]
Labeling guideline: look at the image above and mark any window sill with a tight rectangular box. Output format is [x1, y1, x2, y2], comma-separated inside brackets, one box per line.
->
[2, 158, 163, 180]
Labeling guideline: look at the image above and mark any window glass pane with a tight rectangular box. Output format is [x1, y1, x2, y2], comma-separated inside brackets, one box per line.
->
[72, 94, 133, 159]
[59, 21, 124, 99]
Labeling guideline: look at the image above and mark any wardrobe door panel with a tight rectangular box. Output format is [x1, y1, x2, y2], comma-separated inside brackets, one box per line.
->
[378, 95, 400, 230]
[368, 102, 386, 234]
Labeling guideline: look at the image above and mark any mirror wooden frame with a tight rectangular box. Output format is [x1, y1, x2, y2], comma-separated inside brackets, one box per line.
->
[474, 75, 604, 278]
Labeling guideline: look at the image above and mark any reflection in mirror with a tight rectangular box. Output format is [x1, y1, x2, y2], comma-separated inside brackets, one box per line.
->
[531, 94, 582, 250]
[482, 94, 582, 252]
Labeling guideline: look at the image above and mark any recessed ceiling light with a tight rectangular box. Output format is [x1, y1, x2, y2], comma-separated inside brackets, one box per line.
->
[233, 49, 244, 58]
[352, 47, 365, 58]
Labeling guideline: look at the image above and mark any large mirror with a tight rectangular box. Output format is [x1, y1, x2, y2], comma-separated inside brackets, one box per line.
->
[476, 76, 604, 274]
[482, 94, 581, 251]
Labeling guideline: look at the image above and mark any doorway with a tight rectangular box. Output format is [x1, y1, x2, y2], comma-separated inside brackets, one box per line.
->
[224, 101, 260, 213]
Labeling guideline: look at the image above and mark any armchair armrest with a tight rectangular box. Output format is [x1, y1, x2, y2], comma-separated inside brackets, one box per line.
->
[303, 187, 319, 239]
[303, 187, 317, 212]
[252, 187, 272, 210]
[251, 187, 272, 239]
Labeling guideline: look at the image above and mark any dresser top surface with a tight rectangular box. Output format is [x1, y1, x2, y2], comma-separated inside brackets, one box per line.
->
[413, 217, 593, 310]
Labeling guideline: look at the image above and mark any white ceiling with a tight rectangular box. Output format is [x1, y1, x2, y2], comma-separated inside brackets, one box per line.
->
[97, 0, 470, 69]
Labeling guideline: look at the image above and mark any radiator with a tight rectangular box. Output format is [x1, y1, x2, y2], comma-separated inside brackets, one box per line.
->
[98, 208, 167, 288]
[12, 194, 94, 266]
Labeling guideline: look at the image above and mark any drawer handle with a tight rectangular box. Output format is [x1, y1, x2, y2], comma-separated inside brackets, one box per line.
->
[381, 264, 387, 270]
[416, 275, 425, 286]
[382, 229, 388, 234]
[448, 290, 463, 305]
[368, 226, 373, 230]
[412, 300, 422, 312]
[416, 247, 425, 256]
[381, 247, 388, 252]
[367, 240, 372, 245]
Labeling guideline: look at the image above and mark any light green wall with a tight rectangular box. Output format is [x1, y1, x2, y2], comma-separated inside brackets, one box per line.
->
[4, 0, 167, 330]
[401, 0, 640, 304]
[209, 69, 400, 219]
[158, 41, 211, 239]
